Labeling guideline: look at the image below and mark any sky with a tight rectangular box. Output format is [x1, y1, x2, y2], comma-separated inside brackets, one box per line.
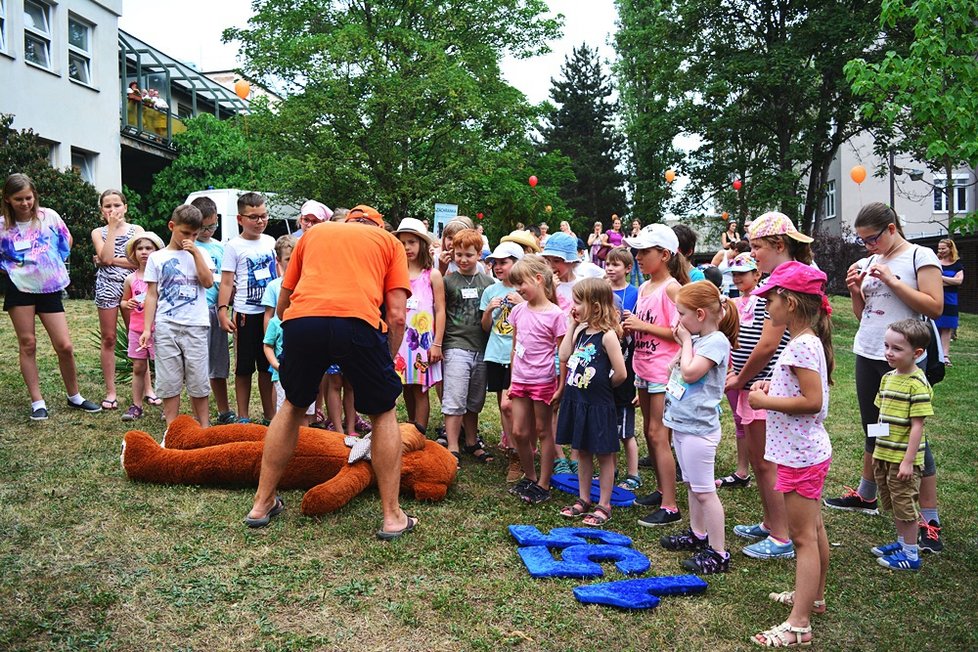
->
[118, 0, 619, 105]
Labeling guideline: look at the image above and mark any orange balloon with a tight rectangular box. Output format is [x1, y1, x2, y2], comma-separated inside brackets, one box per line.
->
[721, 211, 729, 220]
[850, 165, 867, 184]
[665, 169, 676, 183]
[234, 79, 251, 100]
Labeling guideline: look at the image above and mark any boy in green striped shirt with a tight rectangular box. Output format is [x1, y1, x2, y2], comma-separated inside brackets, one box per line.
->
[870, 319, 934, 571]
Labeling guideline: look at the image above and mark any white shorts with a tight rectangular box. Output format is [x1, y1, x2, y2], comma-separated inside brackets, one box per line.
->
[154, 321, 210, 399]
[274, 380, 316, 416]
[441, 348, 487, 416]
[673, 428, 721, 494]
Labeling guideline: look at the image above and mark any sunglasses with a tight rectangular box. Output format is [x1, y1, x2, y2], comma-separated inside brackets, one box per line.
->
[855, 226, 888, 247]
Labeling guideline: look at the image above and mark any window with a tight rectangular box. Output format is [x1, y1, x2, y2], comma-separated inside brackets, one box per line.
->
[67, 15, 93, 84]
[933, 175, 970, 213]
[23, 0, 51, 69]
[71, 148, 95, 184]
[0, 0, 8, 53]
[824, 180, 836, 219]
[37, 137, 58, 166]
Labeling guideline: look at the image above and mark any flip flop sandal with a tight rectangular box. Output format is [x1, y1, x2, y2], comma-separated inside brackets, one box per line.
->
[101, 398, 119, 410]
[243, 496, 285, 528]
[144, 395, 163, 407]
[582, 505, 611, 528]
[560, 498, 593, 518]
[463, 443, 495, 464]
[376, 514, 418, 541]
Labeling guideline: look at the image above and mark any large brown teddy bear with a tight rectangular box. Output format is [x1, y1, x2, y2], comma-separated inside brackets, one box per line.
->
[122, 415, 457, 515]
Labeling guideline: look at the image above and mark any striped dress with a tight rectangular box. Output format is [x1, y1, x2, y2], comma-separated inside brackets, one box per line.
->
[729, 283, 789, 385]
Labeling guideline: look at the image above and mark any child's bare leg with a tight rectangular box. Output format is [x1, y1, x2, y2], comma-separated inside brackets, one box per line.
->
[413, 386, 430, 430]
[649, 393, 677, 509]
[597, 453, 615, 509]
[624, 437, 639, 477]
[342, 378, 356, 434]
[162, 396, 181, 425]
[191, 395, 210, 427]
[511, 397, 537, 482]
[403, 385, 417, 423]
[444, 414, 464, 455]
[131, 359, 147, 408]
[536, 401, 556, 488]
[258, 370, 274, 420]
[576, 451, 593, 503]
[784, 492, 821, 633]
[745, 419, 789, 540]
[326, 374, 343, 428]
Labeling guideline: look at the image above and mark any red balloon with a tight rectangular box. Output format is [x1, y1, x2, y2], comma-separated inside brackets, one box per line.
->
[528, 175, 538, 188]
[732, 179, 743, 191]
[477, 212, 484, 220]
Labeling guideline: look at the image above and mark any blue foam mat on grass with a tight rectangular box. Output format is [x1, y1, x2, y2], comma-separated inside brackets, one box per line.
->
[549, 473, 635, 507]
[573, 575, 708, 609]
[518, 544, 650, 578]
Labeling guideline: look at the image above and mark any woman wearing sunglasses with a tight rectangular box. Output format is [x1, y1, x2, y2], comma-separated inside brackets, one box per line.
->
[823, 202, 945, 552]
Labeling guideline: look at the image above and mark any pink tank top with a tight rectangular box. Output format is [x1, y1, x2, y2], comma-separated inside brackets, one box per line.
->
[631, 278, 680, 383]
[129, 274, 149, 333]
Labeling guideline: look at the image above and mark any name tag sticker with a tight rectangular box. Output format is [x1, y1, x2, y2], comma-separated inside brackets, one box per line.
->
[868, 423, 890, 438]
[254, 266, 271, 281]
[406, 297, 420, 310]
[515, 343, 526, 359]
[665, 368, 687, 400]
[461, 287, 479, 299]
[13, 239, 30, 252]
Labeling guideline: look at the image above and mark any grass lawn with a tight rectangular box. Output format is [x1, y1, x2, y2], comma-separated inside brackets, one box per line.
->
[1, 297, 977, 651]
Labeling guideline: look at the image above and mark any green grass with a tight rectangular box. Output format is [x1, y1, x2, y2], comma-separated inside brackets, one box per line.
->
[1, 298, 976, 650]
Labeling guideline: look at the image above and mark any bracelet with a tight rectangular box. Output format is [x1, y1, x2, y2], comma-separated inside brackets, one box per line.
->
[218, 305, 230, 311]
[432, 343, 442, 347]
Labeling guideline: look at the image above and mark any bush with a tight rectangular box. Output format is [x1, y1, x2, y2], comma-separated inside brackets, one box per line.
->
[812, 224, 865, 295]
[0, 114, 103, 298]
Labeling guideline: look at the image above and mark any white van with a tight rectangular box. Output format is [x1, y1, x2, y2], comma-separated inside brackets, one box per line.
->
[184, 189, 301, 244]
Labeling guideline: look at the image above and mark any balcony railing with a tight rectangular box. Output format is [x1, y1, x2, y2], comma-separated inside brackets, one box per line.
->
[123, 97, 187, 145]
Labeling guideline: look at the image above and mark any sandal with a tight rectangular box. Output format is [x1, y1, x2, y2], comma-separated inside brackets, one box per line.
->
[463, 443, 495, 464]
[768, 591, 827, 614]
[716, 472, 751, 488]
[144, 395, 163, 407]
[617, 474, 642, 491]
[582, 504, 611, 528]
[101, 398, 119, 410]
[753, 621, 812, 647]
[560, 498, 593, 518]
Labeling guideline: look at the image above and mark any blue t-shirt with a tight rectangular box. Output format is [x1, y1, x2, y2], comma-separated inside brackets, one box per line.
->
[690, 267, 706, 283]
[662, 331, 730, 435]
[263, 316, 284, 382]
[613, 284, 638, 314]
[195, 239, 224, 307]
[480, 281, 518, 365]
[262, 277, 282, 314]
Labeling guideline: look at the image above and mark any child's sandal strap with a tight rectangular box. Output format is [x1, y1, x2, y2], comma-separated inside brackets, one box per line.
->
[582, 504, 611, 527]
[560, 499, 593, 518]
[752, 621, 812, 647]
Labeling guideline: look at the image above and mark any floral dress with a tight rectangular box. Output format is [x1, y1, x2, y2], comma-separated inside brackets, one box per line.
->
[395, 268, 443, 391]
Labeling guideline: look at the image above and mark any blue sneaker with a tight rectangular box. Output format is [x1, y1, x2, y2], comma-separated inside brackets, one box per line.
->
[553, 458, 572, 475]
[733, 522, 769, 540]
[742, 536, 795, 559]
[871, 541, 902, 558]
[877, 550, 921, 571]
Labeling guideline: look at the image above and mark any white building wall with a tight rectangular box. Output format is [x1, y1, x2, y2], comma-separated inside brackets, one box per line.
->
[830, 132, 977, 240]
[0, 0, 123, 191]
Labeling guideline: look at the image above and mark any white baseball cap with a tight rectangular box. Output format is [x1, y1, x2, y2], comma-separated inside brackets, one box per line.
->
[486, 241, 525, 262]
[623, 223, 679, 253]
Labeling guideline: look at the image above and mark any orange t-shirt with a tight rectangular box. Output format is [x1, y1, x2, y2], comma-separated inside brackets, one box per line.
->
[282, 222, 411, 331]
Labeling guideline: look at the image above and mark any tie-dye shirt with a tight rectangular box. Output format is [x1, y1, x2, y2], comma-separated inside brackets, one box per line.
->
[0, 208, 71, 293]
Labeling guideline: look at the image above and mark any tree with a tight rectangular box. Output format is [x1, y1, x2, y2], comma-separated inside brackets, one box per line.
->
[845, 0, 978, 229]
[540, 44, 626, 228]
[0, 113, 102, 297]
[147, 112, 282, 232]
[225, 0, 562, 222]
[615, 0, 893, 233]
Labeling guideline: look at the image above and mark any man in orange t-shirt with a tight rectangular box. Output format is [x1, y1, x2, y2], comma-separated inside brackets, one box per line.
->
[244, 205, 417, 539]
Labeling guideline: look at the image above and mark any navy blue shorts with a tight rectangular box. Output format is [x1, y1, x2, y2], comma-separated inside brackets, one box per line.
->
[279, 317, 401, 415]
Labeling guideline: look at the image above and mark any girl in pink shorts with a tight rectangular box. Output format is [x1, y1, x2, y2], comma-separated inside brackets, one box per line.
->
[746, 261, 834, 647]
[120, 233, 163, 421]
[506, 256, 567, 505]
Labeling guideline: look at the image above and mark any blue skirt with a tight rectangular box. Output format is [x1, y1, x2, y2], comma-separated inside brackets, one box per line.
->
[556, 395, 620, 454]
